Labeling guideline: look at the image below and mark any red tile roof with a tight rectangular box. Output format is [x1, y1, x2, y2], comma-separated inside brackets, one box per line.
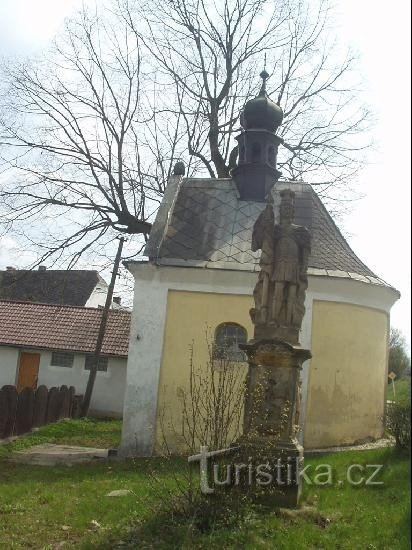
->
[0, 300, 131, 357]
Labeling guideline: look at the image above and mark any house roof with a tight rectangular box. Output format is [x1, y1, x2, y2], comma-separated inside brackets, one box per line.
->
[0, 301, 131, 357]
[0, 269, 105, 306]
[144, 178, 391, 287]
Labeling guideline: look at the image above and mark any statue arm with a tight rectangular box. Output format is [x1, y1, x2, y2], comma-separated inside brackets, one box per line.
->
[251, 223, 262, 252]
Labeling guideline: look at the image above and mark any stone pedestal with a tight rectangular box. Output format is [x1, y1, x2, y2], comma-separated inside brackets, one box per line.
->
[240, 338, 311, 508]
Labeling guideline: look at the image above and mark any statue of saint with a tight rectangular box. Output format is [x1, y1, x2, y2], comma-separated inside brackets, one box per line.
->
[272, 189, 311, 327]
[250, 189, 311, 341]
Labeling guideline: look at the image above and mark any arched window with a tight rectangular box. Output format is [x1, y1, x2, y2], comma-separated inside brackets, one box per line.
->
[213, 323, 248, 362]
[251, 142, 261, 163]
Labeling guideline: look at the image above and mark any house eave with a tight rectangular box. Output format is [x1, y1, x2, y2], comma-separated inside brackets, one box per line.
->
[125, 256, 400, 297]
[0, 341, 128, 359]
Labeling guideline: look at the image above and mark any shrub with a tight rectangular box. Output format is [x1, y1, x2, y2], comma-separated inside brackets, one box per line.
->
[386, 400, 411, 450]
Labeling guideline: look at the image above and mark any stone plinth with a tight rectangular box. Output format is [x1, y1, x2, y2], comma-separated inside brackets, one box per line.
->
[242, 339, 311, 442]
[240, 338, 311, 507]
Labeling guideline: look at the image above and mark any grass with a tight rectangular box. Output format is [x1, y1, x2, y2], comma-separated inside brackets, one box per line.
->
[392, 377, 411, 405]
[111, 448, 410, 550]
[0, 417, 122, 460]
[0, 420, 410, 549]
[194, 449, 410, 550]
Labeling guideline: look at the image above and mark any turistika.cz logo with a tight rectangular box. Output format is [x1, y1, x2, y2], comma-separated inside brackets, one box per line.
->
[188, 445, 384, 494]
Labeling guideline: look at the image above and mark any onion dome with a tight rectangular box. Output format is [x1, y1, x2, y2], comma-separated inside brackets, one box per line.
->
[242, 70, 283, 133]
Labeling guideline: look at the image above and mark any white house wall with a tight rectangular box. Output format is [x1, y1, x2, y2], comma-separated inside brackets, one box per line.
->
[38, 352, 127, 417]
[0, 346, 126, 417]
[120, 262, 398, 457]
[0, 346, 20, 387]
[84, 284, 109, 308]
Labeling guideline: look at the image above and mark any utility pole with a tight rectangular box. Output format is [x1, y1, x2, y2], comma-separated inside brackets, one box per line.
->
[80, 237, 125, 417]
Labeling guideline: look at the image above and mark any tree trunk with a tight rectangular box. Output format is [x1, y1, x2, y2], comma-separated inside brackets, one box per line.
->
[208, 104, 230, 178]
[79, 237, 125, 417]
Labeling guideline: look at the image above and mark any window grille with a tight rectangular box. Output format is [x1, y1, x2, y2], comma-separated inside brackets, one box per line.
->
[84, 355, 108, 372]
[213, 323, 247, 362]
[51, 351, 74, 368]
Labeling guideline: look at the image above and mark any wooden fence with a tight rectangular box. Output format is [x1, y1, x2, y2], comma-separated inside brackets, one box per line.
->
[0, 385, 83, 439]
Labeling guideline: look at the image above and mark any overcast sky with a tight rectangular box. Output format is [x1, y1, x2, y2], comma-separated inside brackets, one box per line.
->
[0, 0, 410, 346]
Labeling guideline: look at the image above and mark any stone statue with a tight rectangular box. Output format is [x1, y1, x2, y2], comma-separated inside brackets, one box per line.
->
[250, 189, 311, 344]
[238, 73, 312, 508]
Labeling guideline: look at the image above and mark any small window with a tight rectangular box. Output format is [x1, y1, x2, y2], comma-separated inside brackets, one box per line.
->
[268, 146, 275, 165]
[51, 351, 74, 368]
[251, 142, 261, 163]
[213, 323, 247, 362]
[84, 355, 108, 372]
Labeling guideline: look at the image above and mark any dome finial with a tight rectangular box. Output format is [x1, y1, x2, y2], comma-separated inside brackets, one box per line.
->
[259, 53, 269, 96]
[241, 61, 283, 133]
[259, 74, 269, 96]
[259, 70, 269, 95]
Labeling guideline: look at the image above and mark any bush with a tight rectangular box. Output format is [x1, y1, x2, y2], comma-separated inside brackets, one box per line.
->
[386, 400, 411, 450]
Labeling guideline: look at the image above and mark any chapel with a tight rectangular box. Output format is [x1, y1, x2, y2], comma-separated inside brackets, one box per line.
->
[120, 73, 399, 456]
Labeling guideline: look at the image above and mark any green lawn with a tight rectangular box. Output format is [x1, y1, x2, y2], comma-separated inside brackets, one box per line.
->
[0, 418, 122, 460]
[0, 420, 410, 549]
[192, 449, 410, 550]
[392, 377, 411, 405]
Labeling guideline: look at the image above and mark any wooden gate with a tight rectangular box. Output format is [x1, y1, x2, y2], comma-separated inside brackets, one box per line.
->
[17, 352, 41, 391]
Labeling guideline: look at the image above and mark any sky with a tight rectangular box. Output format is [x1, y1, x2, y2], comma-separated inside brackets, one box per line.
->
[335, 0, 411, 347]
[0, 0, 410, 345]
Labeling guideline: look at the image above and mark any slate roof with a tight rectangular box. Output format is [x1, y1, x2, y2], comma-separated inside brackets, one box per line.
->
[0, 270, 104, 306]
[144, 178, 389, 286]
[0, 301, 131, 357]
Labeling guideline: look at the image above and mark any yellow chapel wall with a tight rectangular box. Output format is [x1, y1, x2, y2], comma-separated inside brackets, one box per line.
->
[304, 300, 389, 448]
[154, 290, 253, 452]
[155, 290, 390, 452]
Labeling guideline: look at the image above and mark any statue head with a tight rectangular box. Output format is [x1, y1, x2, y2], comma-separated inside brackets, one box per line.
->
[279, 189, 295, 225]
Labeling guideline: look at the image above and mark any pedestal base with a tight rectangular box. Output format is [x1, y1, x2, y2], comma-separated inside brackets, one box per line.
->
[235, 436, 304, 508]
[238, 337, 311, 508]
[267, 440, 303, 508]
[241, 339, 311, 442]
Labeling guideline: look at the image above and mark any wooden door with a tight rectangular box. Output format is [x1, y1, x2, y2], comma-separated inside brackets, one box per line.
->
[17, 352, 40, 391]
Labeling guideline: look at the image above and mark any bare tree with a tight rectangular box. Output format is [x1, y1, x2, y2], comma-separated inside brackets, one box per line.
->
[122, 0, 371, 195]
[80, 236, 125, 417]
[0, 5, 187, 267]
[0, 0, 371, 268]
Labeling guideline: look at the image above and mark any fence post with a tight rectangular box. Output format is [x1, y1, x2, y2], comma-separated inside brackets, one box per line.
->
[33, 386, 48, 428]
[15, 387, 35, 435]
